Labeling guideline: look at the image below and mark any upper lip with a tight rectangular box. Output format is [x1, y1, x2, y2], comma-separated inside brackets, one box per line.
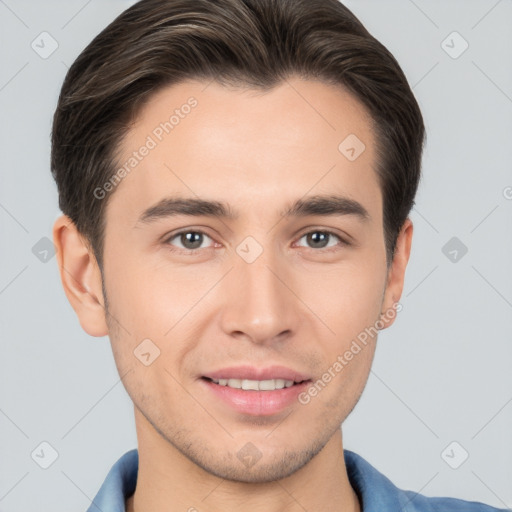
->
[203, 365, 311, 382]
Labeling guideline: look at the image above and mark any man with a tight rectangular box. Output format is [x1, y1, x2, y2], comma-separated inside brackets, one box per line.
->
[50, 0, 507, 510]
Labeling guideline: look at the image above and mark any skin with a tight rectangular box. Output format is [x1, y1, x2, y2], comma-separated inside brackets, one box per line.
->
[53, 77, 413, 512]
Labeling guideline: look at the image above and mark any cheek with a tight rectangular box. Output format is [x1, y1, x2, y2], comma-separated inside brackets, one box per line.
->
[102, 253, 212, 386]
[103, 248, 201, 337]
[299, 258, 386, 345]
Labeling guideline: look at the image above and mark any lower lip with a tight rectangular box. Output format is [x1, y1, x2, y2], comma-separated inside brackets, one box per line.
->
[201, 378, 311, 416]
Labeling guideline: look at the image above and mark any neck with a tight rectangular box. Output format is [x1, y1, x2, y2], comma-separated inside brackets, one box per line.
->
[126, 408, 360, 512]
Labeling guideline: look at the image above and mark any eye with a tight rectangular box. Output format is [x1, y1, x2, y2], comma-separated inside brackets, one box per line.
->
[165, 230, 215, 252]
[163, 228, 348, 254]
[295, 230, 346, 251]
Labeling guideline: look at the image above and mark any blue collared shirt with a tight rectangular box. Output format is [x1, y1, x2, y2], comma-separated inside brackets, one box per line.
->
[86, 449, 508, 512]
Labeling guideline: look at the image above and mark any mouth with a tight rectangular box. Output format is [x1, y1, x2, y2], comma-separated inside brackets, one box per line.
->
[200, 375, 313, 416]
[201, 376, 310, 391]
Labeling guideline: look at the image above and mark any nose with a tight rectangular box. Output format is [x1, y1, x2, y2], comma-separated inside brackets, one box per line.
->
[219, 243, 302, 346]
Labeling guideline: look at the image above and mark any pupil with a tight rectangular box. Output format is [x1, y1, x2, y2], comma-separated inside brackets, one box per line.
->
[308, 232, 328, 248]
[182, 232, 202, 249]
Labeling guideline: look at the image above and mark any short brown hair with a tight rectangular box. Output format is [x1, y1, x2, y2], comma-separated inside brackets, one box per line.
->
[51, 0, 425, 268]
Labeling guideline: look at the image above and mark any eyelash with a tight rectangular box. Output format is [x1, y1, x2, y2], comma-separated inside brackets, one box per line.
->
[163, 228, 349, 255]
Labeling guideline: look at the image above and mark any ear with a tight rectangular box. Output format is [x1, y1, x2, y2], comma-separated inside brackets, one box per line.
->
[379, 218, 413, 329]
[52, 215, 109, 337]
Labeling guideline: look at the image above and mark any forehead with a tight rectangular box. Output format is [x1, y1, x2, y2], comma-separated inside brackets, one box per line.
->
[108, 77, 381, 225]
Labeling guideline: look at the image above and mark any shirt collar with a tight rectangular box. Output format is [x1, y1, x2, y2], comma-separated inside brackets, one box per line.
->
[87, 449, 138, 512]
[86, 448, 412, 512]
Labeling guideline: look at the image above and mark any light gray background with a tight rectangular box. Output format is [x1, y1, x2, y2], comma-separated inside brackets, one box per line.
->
[1, 0, 511, 510]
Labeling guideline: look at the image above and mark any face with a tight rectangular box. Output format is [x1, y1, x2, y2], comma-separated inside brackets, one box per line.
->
[93, 78, 408, 482]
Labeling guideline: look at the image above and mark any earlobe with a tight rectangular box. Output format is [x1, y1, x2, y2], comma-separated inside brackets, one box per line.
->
[379, 218, 413, 330]
[52, 215, 109, 337]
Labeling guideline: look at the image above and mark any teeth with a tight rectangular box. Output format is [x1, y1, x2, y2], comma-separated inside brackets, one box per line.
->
[210, 378, 296, 390]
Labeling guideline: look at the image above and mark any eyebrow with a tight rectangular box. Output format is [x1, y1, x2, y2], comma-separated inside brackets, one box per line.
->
[136, 194, 370, 224]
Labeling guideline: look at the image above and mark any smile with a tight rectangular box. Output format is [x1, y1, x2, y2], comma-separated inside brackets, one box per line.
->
[205, 377, 305, 390]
